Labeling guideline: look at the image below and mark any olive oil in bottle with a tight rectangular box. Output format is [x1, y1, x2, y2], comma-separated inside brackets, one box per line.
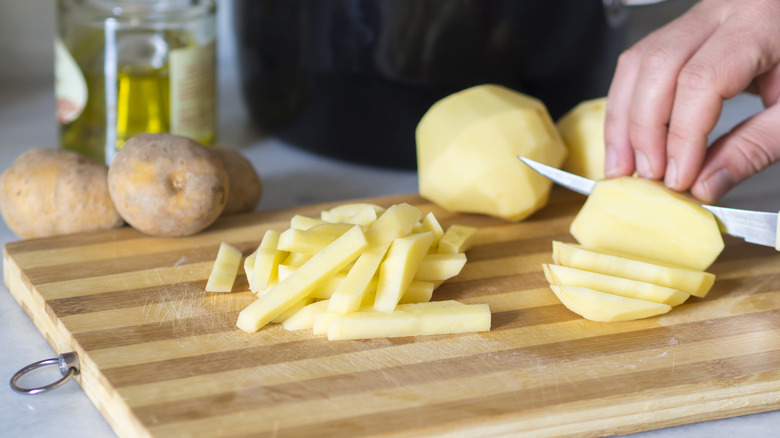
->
[56, 0, 216, 164]
[115, 65, 171, 149]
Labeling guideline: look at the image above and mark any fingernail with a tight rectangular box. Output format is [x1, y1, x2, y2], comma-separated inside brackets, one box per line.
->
[604, 145, 618, 177]
[665, 158, 678, 189]
[635, 150, 653, 178]
[701, 168, 733, 202]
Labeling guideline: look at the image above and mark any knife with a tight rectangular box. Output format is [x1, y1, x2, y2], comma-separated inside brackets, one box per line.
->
[518, 156, 779, 249]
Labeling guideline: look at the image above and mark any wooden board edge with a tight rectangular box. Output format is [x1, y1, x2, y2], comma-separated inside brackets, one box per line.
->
[3, 247, 152, 438]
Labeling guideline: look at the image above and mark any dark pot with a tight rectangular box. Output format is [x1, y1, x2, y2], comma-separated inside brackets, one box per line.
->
[234, 0, 625, 169]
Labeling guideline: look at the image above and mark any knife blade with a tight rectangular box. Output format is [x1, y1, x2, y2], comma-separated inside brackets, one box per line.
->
[518, 156, 779, 249]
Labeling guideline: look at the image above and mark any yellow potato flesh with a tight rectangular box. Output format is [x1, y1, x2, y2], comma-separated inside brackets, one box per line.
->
[328, 242, 391, 314]
[414, 253, 467, 282]
[278, 223, 354, 255]
[570, 177, 724, 271]
[364, 203, 421, 246]
[271, 297, 315, 324]
[552, 241, 715, 297]
[321, 203, 385, 226]
[231, 203, 484, 338]
[289, 214, 325, 230]
[543, 264, 689, 306]
[421, 212, 445, 249]
[398, 281, 435, 304]
[276, 267, 348, 300]
[243, 250, 257, 284]
[249, 229, 288, 292]
[327, 301, 491, 341]
[236, 225, 368, 333]
[282, 299, 331, 331]
[550, 285, 671, 323]
[308, 272, 349, 299]
[282, 251, 312, 268]
[374, 232, 435, 313]
[437, 224, 477, 254]
[557, 97, 607, 180]
[328, 204, 426, 314]
[416, 84, 567, 221]
[205, 243, 242, 293]
[313, 312, 336, 335]
[283, 292, 375, 332]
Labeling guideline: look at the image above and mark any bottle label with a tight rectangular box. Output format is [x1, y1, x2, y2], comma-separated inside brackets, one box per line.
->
[55, 38, 88, 125]
[169, 41, 216, 142]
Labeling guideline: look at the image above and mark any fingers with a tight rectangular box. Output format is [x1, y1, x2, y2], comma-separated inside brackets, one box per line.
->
[690, 103, 780, 203]
[755, 63, 780, 107]
[605, 25, 669, 178]
[625, 10, 720, 180]
[604, 2, 719, 179]
[664, 12, 780, 192]
[604, 47, 641, 178]
[605, 0, 780, 194]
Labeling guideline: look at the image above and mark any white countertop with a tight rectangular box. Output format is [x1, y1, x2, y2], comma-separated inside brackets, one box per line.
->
[0, 72, 779, 437]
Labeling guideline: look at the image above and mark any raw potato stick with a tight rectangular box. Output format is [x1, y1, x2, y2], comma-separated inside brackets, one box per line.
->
[236, 225, 368, 333]
[438, 224, 477, 254]
[374, 232, 435, 313]
[249, 229, 287, 292]
[328, 203, 423, 314]
[420, 212, 444, 248]
[398, 281, 435, 304]
[327, 301, 491, 340]
[271, 297, 315, 324]
[282, 299, 331, 331]
[243, 250, 257, 284]
[414, 253, 467, 282]
[327, 242, 391, 314]
[205, 243, 243, 292]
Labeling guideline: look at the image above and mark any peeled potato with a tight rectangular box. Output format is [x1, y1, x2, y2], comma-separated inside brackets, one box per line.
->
[0, 148, 123, 238]
[416, 84, 567, 222]
[108, 133, 229, 237]
[556, 97, 606, 180]
[570, 177, 724, 271]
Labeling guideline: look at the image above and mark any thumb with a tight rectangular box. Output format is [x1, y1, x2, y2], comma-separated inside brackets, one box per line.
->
[691, 103, 780, 203]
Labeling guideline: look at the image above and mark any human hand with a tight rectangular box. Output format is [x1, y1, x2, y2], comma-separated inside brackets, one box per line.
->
[604, 0, 780, 203]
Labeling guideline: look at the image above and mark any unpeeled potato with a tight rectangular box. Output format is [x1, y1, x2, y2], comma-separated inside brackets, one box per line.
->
[0, 148, 124, 239]
[211, 147, 262, 215]
[108, 133, 229, 237]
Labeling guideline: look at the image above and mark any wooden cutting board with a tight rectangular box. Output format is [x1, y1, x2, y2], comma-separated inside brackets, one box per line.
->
[4, 191, 780, 438]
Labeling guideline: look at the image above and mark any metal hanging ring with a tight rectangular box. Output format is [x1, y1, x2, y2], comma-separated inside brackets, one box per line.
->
[10, 352, 80, 395]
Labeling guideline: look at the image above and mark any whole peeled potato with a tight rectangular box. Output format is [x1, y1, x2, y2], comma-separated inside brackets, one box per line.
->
[0, 148, 124, 239]
[108, 133, 229, 237]
[212, 147, 262, 215]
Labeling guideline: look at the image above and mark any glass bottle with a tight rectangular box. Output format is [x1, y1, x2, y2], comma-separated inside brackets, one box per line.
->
[56, 0, 217, 164]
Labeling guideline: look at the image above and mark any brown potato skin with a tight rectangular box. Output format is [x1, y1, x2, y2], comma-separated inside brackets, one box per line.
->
[0, 148, 124, 239]
[212, 147, 262, 215]
[108, 134, 228, 237]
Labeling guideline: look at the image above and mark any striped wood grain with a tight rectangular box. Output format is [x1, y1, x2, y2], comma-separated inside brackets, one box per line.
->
[3, 191, 780, 438]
